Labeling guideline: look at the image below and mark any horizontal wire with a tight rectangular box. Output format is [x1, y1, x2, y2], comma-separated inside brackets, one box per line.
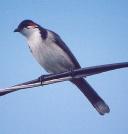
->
[0, 62, 128, 96]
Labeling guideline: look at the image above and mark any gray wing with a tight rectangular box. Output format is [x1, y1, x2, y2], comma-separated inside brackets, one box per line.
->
[49, 30, 81, 69]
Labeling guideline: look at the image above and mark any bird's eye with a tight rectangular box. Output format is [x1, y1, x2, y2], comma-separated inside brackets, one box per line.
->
[26, 26, 33, 29]
[26, 25, 38, 29]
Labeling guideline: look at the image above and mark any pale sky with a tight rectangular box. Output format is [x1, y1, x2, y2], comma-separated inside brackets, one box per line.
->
[0, 0, 128, 134]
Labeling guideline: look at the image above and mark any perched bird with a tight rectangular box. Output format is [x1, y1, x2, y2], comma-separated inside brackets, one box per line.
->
[14, 20, 110, 115]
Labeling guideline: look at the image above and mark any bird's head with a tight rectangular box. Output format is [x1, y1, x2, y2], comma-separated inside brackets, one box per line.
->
[14, 20, 39, 37]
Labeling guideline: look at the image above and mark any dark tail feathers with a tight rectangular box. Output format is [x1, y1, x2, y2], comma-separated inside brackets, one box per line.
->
[71, 78, 110, 115]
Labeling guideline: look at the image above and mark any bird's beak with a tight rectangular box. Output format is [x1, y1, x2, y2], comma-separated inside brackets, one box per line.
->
[14, 28, 20, 32]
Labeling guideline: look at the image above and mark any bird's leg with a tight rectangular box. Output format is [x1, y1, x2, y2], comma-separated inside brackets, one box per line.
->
[38, 75, 46, 85]
[69, 68, 76, 79]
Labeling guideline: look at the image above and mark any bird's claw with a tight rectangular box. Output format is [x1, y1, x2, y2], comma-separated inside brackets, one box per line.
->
[39, 75, 45, 85]
[69, 68, 75, 79]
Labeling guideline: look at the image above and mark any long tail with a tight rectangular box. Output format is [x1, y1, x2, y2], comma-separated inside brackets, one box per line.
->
[71, 78, 110, 115]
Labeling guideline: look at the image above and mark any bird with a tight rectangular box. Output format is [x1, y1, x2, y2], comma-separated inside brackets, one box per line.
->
[13, 20, 110, 115]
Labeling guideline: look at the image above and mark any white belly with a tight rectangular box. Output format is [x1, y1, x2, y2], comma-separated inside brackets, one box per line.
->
[28, 34, 75, 73]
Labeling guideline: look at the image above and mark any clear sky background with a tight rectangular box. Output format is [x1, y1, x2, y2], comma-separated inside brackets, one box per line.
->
[0, 0, 128, 134]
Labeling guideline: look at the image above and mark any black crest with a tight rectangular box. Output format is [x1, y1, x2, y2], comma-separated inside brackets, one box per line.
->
[16, 19, 48, 39]
[17, 20, 35, 31]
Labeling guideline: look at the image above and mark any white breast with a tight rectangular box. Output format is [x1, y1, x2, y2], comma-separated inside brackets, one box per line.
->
[27, 30, 75, 73]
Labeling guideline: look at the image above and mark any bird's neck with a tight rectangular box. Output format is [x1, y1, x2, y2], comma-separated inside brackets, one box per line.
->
[38, 27, 48, 40]
[27, 30, 43, 45]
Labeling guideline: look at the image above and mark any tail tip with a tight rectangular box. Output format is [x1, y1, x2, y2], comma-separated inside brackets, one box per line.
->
[94, 101, 110, 115]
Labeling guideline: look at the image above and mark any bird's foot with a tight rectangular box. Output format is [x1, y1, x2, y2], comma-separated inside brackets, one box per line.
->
[38, 75, 46, 85]
[69, 68, 75, 79]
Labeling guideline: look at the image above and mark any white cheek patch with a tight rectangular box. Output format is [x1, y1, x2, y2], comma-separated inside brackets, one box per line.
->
[21, 27, 33, 37]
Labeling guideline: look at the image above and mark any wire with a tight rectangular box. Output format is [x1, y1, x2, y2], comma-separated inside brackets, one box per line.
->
[0, 62, 128, 96]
